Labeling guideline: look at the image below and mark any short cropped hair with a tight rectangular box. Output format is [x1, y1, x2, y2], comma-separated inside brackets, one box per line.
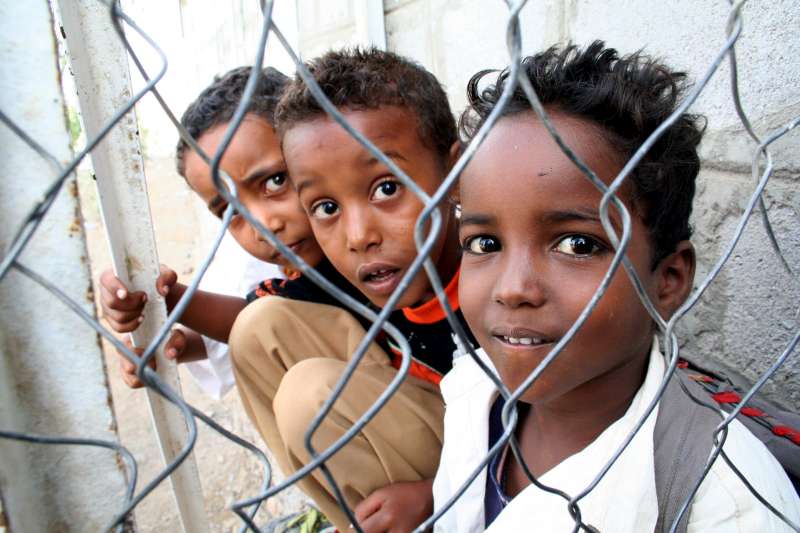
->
[275, 47, 457, 161]
[176, 66, 288, 176]
[460, 41, 704, 266]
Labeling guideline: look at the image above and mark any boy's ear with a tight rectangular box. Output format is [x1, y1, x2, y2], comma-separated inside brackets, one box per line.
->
[445, 142, 462, 212]
[654, 240, 695, 319]
[447, 141, 462, 171]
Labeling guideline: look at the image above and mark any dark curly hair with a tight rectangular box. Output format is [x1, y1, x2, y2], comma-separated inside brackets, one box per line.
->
[275, 47, 456, 162]
[175, 66, 289, 176]
[460, 41, 705, 267]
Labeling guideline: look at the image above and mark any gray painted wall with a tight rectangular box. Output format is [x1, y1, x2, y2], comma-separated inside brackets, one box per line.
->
[296, 0, 800, 409]
[0, 1, 130, 530]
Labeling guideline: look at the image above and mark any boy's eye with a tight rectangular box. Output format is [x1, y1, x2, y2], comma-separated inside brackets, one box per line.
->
[554, 235, 602, 256]
[310, 200, 339, 220]
[464, 235, 501, 255]
[264, 173, 287, 194]
[371, 179, 401, 201]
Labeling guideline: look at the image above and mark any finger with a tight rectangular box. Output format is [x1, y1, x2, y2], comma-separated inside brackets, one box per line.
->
[103, 306, 143, 324]
[100, 269, 129, 301]
[118, 355, 143, 388]
[118, 352, 136, 374]
[104, 314, 145, 333]
[101, 289, 148, 313]
[356, 509, 391, 533]
[164, 329, 186, 360]
[157, 265, 178, 297]
[354, 493, 385, 524]
[117, 342, 146, 368]
[122, 373, 143, 388]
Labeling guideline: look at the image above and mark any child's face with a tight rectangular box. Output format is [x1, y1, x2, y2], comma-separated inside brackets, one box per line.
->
[283, 106, 454, 308]
[183, 115, 324, 268]
[458, 112, 686, 406]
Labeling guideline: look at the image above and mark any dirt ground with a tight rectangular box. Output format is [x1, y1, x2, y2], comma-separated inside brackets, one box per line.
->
[78, 156, 309, 532]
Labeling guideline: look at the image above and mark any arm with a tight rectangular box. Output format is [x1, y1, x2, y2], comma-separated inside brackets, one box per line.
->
[116, 327, 207, 388]
[163, 281, 247, 344]
[100, 265, 247, 344]
[169, 327, 208, 363]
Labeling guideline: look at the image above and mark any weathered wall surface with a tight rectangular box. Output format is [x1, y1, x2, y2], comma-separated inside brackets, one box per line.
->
[297, 0, 800, 409]
[0, 1, 130, 530]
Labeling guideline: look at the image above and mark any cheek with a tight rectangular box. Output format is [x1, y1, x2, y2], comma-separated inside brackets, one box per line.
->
[285, 203, 313, 235]
[230, 225, 263, 255]
[457, 262, 491, 333]
[569, 270, 648, 352]
[386, 217, 418, 252]
[390, 190, 426, 225]
[310, 221, 353, 271]
[301, 244, 325, 267]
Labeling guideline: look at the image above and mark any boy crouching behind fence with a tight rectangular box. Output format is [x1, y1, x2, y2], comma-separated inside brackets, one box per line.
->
[433, 41, 800, 531]
[229, 48, 476, 531]
[98, 66, 368, 399]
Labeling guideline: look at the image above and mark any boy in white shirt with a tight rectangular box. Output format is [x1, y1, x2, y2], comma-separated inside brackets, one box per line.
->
[433, 41, 800, 532]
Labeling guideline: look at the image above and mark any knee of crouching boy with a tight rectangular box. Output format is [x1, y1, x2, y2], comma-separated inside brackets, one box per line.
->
[274, 358, 343, 453]
[229, 296, 290, 370]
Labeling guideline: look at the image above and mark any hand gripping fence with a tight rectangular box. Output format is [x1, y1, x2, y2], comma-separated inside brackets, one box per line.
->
[0, 0, 798, 531]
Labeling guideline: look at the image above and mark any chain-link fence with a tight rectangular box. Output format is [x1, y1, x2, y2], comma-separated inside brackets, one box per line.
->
[1, 0, 798, 531]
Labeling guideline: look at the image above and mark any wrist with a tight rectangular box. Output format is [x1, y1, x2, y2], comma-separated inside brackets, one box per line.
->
[420, 478, 434, 515]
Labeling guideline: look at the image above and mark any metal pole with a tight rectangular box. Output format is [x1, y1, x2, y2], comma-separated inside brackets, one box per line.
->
[57, 1, 208, 531]
[354, 0, 386, 51]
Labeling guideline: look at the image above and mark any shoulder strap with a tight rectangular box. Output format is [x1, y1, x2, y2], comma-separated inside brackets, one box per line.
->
[680, 359, 800, 482]
[654, 371, 724, 533]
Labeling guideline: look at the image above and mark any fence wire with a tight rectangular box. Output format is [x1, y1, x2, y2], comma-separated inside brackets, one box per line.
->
[0, 0, 798, 531]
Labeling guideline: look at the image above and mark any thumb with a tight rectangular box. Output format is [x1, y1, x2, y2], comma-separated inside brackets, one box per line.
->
[101, 269, 130, 301]
[156, 264, 178, 297]
[164, 329, 187, 361]
[354, 489, 385, 523]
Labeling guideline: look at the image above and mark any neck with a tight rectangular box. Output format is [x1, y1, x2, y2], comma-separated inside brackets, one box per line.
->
[505, 349, 650, 494]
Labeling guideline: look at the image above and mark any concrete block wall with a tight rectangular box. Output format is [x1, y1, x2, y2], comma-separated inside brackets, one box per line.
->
[297, 0, 800, 409]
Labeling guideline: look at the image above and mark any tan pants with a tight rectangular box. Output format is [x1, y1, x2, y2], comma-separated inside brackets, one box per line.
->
[228, 296, 444, 530]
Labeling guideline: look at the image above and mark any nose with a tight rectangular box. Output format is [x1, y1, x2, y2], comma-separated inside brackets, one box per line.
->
[344, 207, 381, 253]
[248, 201, 285, 242]
[266, 212, 285, 234]
[492, 249, 546, 309]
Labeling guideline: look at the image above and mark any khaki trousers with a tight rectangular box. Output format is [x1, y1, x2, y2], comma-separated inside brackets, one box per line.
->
[229, 296, 444, 530]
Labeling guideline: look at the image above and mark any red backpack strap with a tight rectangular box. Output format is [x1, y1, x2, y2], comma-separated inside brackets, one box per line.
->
[680, 358, 800, 481]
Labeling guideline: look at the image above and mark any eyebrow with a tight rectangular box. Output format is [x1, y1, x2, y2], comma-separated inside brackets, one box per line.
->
[460, 213, 496, 227]
[294, 175, 316, 196]
[242, 164, 285, 187]
[540, 208, 602, 224]
[459, 208, 608, 228]
[363, 150, 408, 166]
[294, 150, 408, 196]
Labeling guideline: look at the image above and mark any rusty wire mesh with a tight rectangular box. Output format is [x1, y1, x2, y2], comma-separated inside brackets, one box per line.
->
[0, 0, 798, 531]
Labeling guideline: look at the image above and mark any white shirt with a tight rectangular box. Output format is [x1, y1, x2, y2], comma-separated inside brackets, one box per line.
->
[433, 341, 800, 532]
[183, 232, 282, 399]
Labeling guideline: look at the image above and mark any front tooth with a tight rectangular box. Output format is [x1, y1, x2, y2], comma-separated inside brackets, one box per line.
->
[519, 337, 532, 345]
[508, 337, 519, 344]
